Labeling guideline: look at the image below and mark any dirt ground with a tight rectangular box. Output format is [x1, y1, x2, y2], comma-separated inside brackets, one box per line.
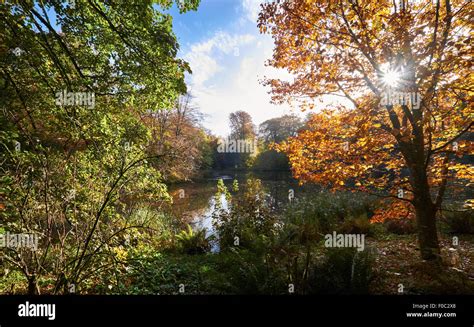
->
[368, 234, 474, 294]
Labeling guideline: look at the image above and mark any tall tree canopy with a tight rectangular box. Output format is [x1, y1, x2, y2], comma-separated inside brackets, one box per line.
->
[0, 0, 199, 293]
[229, 110, 256, 140]
[259, 0, 473, 260]
[259, 114, 303, 144]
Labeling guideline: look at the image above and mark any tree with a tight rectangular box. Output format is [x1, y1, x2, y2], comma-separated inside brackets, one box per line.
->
[145, 93, 212, 181]
[259, 0, 473, 260]
[229, 110, 256, 140]
[0, 0, 199, 293]
[259, 114, 303, 144]
[252, 115, 303, 170]
[221, 110, 257, 169]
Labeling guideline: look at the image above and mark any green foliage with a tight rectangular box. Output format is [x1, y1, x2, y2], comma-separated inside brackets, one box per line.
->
[282, 191, 377, 243]
[103, 251, 215, 295]
[0, 269, 28, 294]
[209, 248, 288, 294]
[213, 178, 277, 250]
[307, 248, 375, 294]
[175, 225, 210, 255]
[215, 178, 231, 203]
[232, 179, 239, 192]
[0, 0, 199, 294]
[338, 215, 375, 236]
[197, 132, 215, 170]
[252, 149, 289, 171]
[127, 207, 180, 248]
[258, 114, 303, 145]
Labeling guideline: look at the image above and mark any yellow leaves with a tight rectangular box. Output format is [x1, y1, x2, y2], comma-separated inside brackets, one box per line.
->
[464, 199, 474, 210]
[358, 138, 368, 146]
[449, 164, 474, 181]
[449, 164, 473, 172]
[113, 246, 128, 261]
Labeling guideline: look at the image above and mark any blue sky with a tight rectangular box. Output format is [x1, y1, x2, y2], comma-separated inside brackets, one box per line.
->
[166, 0, 298, 137]
[45, 0, 299, 137]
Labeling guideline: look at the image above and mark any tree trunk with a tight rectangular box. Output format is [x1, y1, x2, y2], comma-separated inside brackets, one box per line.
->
[27, 275, 38, 295]
[412, 167, 440, 261]
[414, 198, 440, 260]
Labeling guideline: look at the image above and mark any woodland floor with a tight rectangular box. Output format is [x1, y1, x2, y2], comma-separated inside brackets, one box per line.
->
[369, 234, 474, 294]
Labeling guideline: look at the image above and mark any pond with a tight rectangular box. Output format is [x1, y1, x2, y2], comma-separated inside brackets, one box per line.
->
[166, 170, 316, 250]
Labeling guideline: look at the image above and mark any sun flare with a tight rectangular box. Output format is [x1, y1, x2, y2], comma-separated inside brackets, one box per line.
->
[382, 69, 402, 88]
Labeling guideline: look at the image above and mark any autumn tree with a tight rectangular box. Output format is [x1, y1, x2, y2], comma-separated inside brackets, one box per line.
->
[259, 0, 473, 260]
[229, 110, 257, 140]
[224, 110, 257, 168]
[144, 94, 213, 181]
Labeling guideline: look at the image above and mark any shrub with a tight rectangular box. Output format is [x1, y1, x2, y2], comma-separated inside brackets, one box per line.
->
[443, 210, 474, 234]
[384, 218, 416, 235]
[278, 220, 321, 247]
[212, 248, 288, 294]
[338, 215, 375, 236]
[127, 207, 179, 248]
[175, 225, 210, 255]
[113, 251, 219, 295]
[281, 192, 377, 245]
[307, 247, 375, 294]
[212, 179, 277, 251]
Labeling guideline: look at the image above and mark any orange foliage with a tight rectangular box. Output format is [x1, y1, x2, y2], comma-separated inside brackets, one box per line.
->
[259, 0, 473, 221]
[371, 200, 415, 223]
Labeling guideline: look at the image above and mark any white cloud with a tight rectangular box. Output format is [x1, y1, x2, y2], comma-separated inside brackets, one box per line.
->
[180, 0, 306, 137]
[185, 30, 299, 137]
[184, 31, 255, 88]
[242, 0, 262, 23]
[186, 51, 221, 87]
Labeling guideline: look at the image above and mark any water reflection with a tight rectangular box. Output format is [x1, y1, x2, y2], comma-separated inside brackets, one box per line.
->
[167, 171, 311, 252]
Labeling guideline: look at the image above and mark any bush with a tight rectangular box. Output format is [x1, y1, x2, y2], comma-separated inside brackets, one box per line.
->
[281, 192, 377, 245]
[112, 251, 218, 295]
[175, 225, 210, 255]
[127, 207, 179, 248]
[212, 179, 277, 251]
[211, 248, 288, 294]
[307, 247, 375, 294]
[338, 215, 375, 236]
[443, 210, 474, 234]
[384, 218, 416, 235]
